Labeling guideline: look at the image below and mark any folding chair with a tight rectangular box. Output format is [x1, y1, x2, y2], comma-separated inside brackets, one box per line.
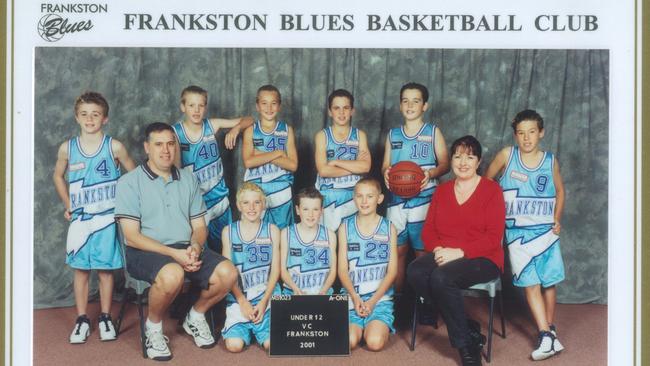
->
[114, 222, 151, 358]
[410, 277, 506, 363]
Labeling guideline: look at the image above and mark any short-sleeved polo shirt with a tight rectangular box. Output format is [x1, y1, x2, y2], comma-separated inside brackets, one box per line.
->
[115, 163, 206, 246]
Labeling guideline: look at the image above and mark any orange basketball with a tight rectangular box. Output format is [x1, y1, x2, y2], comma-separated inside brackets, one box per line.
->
[388, 161, 425, 199]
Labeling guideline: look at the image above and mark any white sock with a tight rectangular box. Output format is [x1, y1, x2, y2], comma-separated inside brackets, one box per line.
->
[188, 306, 205, 321]
[146, 318, 162, 332]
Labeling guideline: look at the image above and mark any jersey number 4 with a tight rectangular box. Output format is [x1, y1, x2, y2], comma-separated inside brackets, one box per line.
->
[95, 160, 110, 177]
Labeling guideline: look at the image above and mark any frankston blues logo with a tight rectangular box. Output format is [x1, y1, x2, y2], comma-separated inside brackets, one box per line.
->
[38, 3, 107, 42]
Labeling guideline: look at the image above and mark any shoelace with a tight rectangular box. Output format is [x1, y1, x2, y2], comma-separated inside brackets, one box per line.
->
[100, 318, 112, 332]
[191, 318, 212, 339]
[74, 318, 88, 335]
[536, 332, 555, 350]
[146, 330, 170, 351]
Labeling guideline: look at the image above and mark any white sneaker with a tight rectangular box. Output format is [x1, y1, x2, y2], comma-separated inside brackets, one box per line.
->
[549, 325, 564, 352]
[531, 331, 558, 361]
[69, 315, 91, 344]
[145, 327, 172, 361]
[98, 313, 117, 341]
[182, 313, 215, 348]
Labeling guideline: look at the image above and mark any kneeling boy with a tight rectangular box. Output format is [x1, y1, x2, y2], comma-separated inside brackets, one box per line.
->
[338, 178, 398, 351]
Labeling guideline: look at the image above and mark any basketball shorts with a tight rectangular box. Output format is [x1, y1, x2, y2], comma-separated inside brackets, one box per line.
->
[222, 303, 271, 345]
[513, 241, 565, 288]
[125, 244, 228, 290]
[349, 300, 395, 333]
[320, 188, 357, 232]
[66, 222, 123, 270]
[387, 191, 432, 250]
[258, 181, 294, 230]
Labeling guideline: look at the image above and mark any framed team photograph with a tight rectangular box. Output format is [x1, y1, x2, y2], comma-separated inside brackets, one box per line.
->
[4, 0, 642, 365]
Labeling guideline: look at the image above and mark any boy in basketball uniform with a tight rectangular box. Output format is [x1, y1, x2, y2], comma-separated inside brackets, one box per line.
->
[280, 187, 337, 295]
[221, 183, 281, 352]
[172, 85, 253, 252]
[338, 178, 398, 351]
[382, 82, 449, 291]
[53, 91, 135, 343]
[314, 89, 371, 232]
[486, 109, 566, 360]
[242, 85, 298, 229]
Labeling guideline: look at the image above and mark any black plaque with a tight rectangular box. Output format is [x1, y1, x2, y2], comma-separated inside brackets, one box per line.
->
[270, 294, 349, 356]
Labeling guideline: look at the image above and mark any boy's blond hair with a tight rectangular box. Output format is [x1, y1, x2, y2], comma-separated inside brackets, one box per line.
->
[236, 182, 266, 203]
[74, 91, 109, 116]
[354, 177, 382, 194]
[180, 85, 208, 104]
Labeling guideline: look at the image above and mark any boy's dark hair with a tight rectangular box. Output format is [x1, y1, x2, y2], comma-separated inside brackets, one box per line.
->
[294, 187, 324, 207]
[450, 135, 483, 160]
[400, 82, 429, 103]
[355, 176, 382, 193]
[181, 85, 208, 104]
[74, 91, 109, 116]
[512, 109, 544, 131]
[144, 122, 175, 141]
[256, 84, 282, 104]
[327, 89, 354, 109]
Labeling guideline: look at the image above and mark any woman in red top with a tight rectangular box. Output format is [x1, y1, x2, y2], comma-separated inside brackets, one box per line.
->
[407, 135, 505, 366]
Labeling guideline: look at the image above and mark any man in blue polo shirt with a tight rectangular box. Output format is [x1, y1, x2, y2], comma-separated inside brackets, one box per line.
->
[115, 122, 238, 361]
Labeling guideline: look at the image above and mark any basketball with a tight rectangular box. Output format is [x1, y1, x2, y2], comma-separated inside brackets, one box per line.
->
[388, 161, 425, 199]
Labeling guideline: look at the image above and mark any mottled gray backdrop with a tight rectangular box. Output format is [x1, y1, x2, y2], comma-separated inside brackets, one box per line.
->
[34, 48, 608, 308]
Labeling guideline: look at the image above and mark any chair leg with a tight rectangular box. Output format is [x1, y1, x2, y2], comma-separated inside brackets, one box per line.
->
[115, 289, 130, 336]
[137, 293, 147, 359]
[485, 296, 495, 363]
[410, 296, 419, 351]
[498, 290, 506, 338]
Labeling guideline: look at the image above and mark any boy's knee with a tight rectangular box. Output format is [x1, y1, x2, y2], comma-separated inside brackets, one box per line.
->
[262, 339, 270, 350]
[364, 333, 386, 352]
[225, 339, 245, 353]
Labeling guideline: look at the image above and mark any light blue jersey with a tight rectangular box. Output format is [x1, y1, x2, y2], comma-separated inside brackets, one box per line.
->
[244, 120, 294, 229]
[173, 119, 229, 211]
[244, 120, 293, 186]
[499, 146, 564, 285]
[223, 220, 280, 344]
[315, 127, 361, 231]
[315, 126, 362, 190]
[342, 216, 393, 308]
[226, 221, 280, 305]
[387, 123, 439, 248]
[388, 123, 439, 197]
[66, 135, 122, 269]
[284, 224, 332, 295]
[172, 119, 231, 251]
